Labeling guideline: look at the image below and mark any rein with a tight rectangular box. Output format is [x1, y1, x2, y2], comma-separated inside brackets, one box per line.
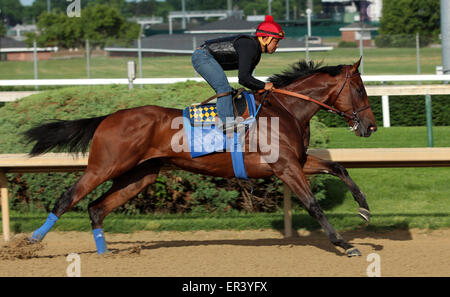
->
[270, 88, 354, 120]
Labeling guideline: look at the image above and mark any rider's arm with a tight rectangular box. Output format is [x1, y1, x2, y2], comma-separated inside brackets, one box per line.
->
[235, 38, 266, 90]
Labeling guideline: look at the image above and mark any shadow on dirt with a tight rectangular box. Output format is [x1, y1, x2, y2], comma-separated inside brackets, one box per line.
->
[107, 226, 414, 257]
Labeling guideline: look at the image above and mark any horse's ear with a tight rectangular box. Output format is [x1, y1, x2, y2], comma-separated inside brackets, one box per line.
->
[351, 57, 362, 73]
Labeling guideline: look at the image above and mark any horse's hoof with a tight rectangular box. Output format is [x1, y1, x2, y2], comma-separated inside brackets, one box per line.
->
[26, 237, 41, 244]
[346, 247, 361, 257]
[358, 208, 370, 222]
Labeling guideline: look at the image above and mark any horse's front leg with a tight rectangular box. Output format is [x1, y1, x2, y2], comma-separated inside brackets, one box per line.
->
[270, 153, 361, 257]
[303, 154, 370, 222]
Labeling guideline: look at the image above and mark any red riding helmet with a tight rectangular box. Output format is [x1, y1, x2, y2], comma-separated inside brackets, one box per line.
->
[255, 15, 285, 39]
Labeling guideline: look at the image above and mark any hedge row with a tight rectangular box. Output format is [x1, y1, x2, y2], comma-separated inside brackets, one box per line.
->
[7, 170, 339, 215]
[316, 95, 450, 127]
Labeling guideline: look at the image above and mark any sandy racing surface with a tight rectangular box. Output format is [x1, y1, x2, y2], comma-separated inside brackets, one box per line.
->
[1, 228, 450, 277]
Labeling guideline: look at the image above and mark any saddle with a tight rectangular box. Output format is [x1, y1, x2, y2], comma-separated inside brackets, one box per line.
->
[182, 89, 257, 179]
[187, 89, 253, 126]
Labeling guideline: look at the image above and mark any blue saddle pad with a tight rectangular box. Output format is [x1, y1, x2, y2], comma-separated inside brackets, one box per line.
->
[182, 91, 257, 179]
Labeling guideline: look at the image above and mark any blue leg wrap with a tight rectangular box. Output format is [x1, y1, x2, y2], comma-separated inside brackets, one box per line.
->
[31, 213, 59, 241]
[93, 228, 108, 254]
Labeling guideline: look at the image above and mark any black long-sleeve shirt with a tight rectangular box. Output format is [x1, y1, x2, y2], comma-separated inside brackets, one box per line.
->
[233, 37, 266, 90]
[204, 35, 266, 90]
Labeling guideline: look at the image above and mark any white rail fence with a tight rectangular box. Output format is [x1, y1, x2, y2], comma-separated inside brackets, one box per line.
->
[1, 74, 450, 86]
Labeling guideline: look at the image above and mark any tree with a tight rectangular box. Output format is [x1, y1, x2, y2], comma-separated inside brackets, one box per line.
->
[31, 12, 83, 48]
[0, 22, 6, 37]
[28, 3, 140, 49]
[23, 0, 127, 24]
[380, 0, 440, 38]
[83, 3, 140, 46]
[0, 0, 23, 26]
[154, 1, 175, 20]
[376, 0, 441, 47]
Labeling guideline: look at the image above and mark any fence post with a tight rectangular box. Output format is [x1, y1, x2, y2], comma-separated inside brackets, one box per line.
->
[416, 33, 421, 82]
[0, 170, 10, 242]
[127, 60, 136, 90]
[306, 8, 312, 37]
[425, 94, 434, 147]
[381, 82, 390, 128]
[33, 39, 38, 90]
[382, 95, 390, 128]
[359, 30, 364, 75]
[193, 36, 198, 77]
[138, 37, 143, 88]
[305, 35, 310, 63]
[86, 39, 90, 79]
[283, 183, 293, 238]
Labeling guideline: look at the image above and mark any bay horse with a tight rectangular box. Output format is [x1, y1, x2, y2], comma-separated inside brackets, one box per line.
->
[24, 58, 377, 257]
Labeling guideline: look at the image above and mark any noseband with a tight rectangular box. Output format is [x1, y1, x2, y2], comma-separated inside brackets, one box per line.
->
[265, 69, 371, 131]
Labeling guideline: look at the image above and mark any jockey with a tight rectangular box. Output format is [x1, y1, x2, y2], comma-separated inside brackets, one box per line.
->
[192, 15, 285, 129]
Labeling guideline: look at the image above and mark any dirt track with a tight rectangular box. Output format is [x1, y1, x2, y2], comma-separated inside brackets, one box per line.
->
[1, 228, 449, 277]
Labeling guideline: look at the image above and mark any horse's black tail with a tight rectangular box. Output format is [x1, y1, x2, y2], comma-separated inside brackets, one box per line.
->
[23, 115, 108, 156]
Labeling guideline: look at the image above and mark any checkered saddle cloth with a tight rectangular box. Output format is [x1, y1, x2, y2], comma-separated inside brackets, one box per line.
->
[187, 104, 218, 125]
[187, 91, 251, 126]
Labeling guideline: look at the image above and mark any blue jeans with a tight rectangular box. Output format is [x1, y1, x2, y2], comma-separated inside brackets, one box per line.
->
[192, 47, 234, 123]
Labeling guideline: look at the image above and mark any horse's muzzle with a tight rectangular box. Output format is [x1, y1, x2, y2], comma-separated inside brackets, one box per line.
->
[353, 121, 377, 137]
[361, 124, 377, 137]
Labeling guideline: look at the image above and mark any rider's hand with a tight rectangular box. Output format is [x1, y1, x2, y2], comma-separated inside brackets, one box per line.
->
[264, 82, 274, 91]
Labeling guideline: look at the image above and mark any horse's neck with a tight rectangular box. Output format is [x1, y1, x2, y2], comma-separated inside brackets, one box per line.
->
[278, 75, 336, 124]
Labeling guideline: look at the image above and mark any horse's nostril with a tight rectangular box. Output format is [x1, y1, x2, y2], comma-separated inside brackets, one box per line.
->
[368, 125, 377, 132]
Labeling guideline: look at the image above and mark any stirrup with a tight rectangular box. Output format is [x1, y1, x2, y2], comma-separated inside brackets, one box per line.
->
[216, 120, 237, 133]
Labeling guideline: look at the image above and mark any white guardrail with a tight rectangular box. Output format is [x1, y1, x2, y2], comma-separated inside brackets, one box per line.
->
[1, 75, 450, 86]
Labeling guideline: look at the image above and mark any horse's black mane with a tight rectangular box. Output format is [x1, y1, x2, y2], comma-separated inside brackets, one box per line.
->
[268, 60, 344, 88]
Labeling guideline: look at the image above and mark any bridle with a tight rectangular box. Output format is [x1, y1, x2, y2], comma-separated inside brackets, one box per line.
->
[259, 69, 371, 131]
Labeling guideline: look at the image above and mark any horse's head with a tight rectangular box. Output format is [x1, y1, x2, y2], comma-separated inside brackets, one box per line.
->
[331, 58, 377, 137]
[268, 59, 377, 137]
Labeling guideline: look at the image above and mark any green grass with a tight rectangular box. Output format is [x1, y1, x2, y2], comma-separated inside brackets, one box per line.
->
[326, 126, 450, 148]
[0, 47, 442, 81]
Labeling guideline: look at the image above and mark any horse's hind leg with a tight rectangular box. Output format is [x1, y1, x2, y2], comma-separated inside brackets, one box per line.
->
[271, 155, 361, 257]
[87, 159, 163, 254]
[303, 154, 370, 222]
[29, 170, 109, 242]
